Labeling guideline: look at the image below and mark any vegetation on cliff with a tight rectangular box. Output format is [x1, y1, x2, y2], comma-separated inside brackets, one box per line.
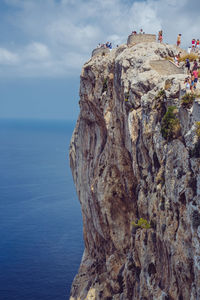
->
[161, 106, 181, 140]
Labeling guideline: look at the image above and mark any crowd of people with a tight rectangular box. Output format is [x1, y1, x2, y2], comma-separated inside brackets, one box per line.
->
[187, 39, 200, 53]
[132, 28, 146, 35]
[184, 59, 199, 92]
[96, 31, 200, 93]
[97, 42, 112, 50]
[129, 29, 200, 92]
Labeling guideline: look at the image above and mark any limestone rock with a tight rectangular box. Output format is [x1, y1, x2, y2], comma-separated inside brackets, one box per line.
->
[69, 41, 200, 300]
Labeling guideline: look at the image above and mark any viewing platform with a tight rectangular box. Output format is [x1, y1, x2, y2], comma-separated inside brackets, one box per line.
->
[127, 33, 156, 46]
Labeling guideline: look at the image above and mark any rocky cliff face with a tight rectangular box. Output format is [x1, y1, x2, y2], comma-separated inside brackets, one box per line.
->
[69, 42, 200, 300]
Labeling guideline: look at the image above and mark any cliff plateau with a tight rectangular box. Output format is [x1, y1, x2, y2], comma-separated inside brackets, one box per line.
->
[69, 42, 200, 300]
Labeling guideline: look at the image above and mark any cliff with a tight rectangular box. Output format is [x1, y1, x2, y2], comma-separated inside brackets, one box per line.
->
[69, 41, 200, 300]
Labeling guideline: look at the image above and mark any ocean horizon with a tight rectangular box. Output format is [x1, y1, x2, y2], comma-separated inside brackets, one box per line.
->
[0, 118, 84, 300]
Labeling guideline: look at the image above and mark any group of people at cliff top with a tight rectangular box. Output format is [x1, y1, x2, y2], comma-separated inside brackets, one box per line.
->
[132, 28, 146, 35]
[184, 59, 199, 92]
[158, 31, 182, 46]
[97, 42, 112, 50]
[188, 39, 200, 53]
[158, 31, 200, 54]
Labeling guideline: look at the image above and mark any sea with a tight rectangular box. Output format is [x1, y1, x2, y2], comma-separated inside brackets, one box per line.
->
[0, 119, 84, 300]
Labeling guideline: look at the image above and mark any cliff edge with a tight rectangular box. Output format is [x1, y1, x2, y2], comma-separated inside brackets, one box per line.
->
[69, 41, 200, 300]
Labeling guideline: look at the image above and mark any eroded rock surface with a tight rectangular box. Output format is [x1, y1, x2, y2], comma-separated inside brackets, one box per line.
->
[69, 42, 200, 300]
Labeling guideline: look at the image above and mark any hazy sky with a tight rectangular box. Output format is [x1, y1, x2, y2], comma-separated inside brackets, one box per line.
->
[1, 0, 200, 120]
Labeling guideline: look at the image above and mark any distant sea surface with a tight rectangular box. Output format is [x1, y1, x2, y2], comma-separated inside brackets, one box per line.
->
[0, 119, 84, 300]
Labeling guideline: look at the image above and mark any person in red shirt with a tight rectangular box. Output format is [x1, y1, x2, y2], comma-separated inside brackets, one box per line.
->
[193, 69, 199, 89]
[192, 39, 196, 52]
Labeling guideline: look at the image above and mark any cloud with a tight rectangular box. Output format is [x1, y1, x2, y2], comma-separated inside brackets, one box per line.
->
[25, 42, 50, 61]
[0, 48, 19, 65]
[0, 0, 200, 77]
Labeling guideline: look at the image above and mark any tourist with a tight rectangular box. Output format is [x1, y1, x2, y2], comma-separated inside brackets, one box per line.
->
[192, 39, 196, 52]
[190, 73, 195, 92]
[187, 46, 191, 54]
[177, 34, 181, 47]
[139, 29, 143, 34]
[132, 31, 137, 35]
[192, 59, 198, 71]
[174, 55, 179, 66]
[185, 58, 190, 74]
[184, 77, 191, 91]
[158, 30, 163, 43]
[193, 69, 199, 89]
[196, 39, 200, 53]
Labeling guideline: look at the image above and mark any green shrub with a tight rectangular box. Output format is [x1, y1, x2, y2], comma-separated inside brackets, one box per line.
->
[161, 106, 181, 141]
[196, 122, 200, 138]
[155, 89, 166, 100]
[132, 218, 151, 229]
[181, 93, 195, 109]
[124, 91, 130, 102]
[102, 78, 108, 93]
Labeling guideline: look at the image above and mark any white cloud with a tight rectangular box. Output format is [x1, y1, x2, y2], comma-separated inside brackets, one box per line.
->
[25, 42, 50, 61]
[0, 48, 19, 65]
[0, 0, 200, 77]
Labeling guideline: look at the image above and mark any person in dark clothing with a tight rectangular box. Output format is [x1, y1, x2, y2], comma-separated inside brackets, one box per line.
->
[185, 58, 190, 74]
[192, 59, 198, 71]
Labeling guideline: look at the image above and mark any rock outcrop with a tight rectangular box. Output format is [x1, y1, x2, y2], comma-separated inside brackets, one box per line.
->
[69, 41, 200, 300]
[92, 47, 110, 57]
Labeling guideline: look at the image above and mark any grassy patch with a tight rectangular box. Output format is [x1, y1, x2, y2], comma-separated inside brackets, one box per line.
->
[196, 122, 200, 138]
[179, 53, 198, 62]
[155, 89, 166, 100]
[132, 218, 151, 229]
[181, 93, 195, 109]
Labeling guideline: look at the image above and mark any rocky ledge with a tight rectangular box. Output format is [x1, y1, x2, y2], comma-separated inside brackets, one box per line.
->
[69, 41, 200, 300]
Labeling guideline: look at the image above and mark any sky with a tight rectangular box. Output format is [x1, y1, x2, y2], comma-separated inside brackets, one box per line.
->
[1, 0, 200, 121]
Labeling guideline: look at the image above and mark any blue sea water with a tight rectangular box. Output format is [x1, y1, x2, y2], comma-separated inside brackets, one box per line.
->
[0, 119, 84, 300]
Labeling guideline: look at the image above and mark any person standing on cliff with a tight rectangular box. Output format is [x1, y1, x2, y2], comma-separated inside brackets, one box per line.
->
[192, 39, 196, 52]
[158, 30, 163, 43]
[177, 34, 181, 47]
[196, 39, 200, 53]
[192, 59, 198, 71]
[185, 58, 190, 74]
[193, 69, 198, 89]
